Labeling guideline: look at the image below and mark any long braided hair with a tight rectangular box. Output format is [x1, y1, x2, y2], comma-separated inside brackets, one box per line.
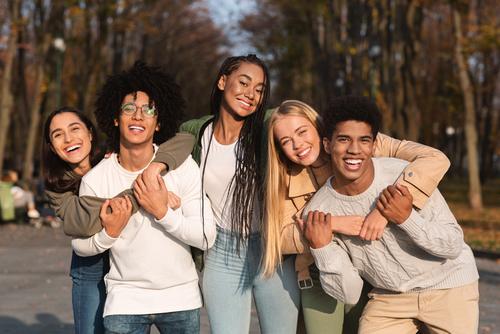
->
[209, 54, 270, 250]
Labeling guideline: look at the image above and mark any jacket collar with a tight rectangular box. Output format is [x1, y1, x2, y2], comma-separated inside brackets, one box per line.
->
[287, 163, 332, 198]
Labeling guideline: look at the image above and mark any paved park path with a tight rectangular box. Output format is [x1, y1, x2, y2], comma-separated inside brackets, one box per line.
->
[0, 224, 498, 334]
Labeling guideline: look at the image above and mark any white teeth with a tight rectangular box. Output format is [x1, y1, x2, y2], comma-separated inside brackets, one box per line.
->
[129, 126, 144, 131]
[239, 100, 250, 107]
[345, 159, 362, 165]
[298, 147, 311, 157]
[66, 145, 80, 152]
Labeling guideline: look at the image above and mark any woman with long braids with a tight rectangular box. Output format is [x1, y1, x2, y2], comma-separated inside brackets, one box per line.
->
[180, 54, 300, 333]
[262, 100, 451, 333]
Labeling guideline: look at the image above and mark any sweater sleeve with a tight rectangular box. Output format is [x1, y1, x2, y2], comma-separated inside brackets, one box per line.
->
[310, 240, 364, 305]
[154, 158, 216, 250]
[45, 188, 139, 238]
[71, 229, 117, 256]
[152, 132, 195, 169]
[397, 189, 464, 259]
[70, 179, 119, 256]
[373, 133, 450, 209]
[46, 189, 104, 237]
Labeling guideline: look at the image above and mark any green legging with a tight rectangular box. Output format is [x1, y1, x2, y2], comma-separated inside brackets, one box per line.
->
[301, 273, 371, 334]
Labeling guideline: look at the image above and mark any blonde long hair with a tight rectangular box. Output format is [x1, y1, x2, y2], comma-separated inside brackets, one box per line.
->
[263, 100, 322, 277]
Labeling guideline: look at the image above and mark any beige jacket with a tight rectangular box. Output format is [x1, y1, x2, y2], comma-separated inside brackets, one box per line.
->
[280, 133, 451, 275]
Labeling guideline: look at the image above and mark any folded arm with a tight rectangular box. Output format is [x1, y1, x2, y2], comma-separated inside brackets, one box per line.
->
[139, 159, 216, 250]
[71, 181, 132, 257]
[397, 190, 464, 259]
[374, 133, 450, 209]
[46, 132, 194, 238]
[311, 241, 364, 305]
[46, 188, 138, 237]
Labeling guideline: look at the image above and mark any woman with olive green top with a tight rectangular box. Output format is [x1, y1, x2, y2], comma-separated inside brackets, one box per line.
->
[263, 100, 450, 333]
[44, 131, 194, 238]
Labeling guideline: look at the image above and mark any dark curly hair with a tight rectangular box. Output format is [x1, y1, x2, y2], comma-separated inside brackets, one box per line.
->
[208, 54, 270, 248]
[41, 106, 101, 193]
[94, 61, 185, 152]
[321, 96, 382, 140]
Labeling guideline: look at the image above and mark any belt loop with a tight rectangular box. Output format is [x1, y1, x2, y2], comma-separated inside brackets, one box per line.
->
[297, 267, 313, 289]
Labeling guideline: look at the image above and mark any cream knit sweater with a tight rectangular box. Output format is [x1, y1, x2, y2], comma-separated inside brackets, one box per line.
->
[304, 158, 478, 305]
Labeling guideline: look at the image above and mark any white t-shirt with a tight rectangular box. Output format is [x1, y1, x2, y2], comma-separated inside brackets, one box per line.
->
[200, 124, 260, 233]
[200, 123, 236, 231]
[72, 148, 215, 316]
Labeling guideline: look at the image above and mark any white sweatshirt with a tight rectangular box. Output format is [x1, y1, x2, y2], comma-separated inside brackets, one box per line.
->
[72, 152, 215, 316]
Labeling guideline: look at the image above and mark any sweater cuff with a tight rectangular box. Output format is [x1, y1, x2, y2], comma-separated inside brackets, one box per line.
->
[152, 152, 174, 171]
[310, 242, 342, 273]
[398, 209, 424, 237]
[154, 208, 181, 233]
[96, 229, 118, 248]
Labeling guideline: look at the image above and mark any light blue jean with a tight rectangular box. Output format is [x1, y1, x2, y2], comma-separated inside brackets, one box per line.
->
[70, 250, 109, 334]
[103, 309, 200, 334]
[203, 227, 300, 334]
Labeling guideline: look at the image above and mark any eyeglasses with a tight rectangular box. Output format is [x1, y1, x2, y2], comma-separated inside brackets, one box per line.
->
[120, 103, 157, 118]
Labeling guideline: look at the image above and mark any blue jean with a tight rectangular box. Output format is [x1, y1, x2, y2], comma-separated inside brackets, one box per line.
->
[203, 227, 300, 334]
[103, 309, 200, 334]
[71, 250, 110, 334]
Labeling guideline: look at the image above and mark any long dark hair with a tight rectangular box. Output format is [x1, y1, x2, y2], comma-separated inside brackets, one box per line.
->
[209, 54, 270, 248]
[41, 107, 100, 193]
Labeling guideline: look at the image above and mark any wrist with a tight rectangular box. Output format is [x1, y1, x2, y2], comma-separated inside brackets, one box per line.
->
[154, 207, 168, 220]
[104, 227, 120, 238]
[150, 162, 168, 173]
[394, 210, 412, 225]
[309, 238, 331, 249]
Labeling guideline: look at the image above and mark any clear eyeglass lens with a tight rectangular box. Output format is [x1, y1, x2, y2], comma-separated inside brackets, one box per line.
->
[141, 105, 156, 117]
[121, 103, 156, 117]
[122, 104, 136, 114]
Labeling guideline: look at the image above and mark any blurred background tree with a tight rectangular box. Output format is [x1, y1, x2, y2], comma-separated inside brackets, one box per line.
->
[0, 0, 498, 212]
[240, 0, 499, 210]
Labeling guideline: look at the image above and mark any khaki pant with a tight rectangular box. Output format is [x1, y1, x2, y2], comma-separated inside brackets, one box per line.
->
[359, 281, 479, 334]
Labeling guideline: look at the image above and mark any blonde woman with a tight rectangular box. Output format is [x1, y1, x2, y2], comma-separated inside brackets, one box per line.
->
[263, 100, 450, 333]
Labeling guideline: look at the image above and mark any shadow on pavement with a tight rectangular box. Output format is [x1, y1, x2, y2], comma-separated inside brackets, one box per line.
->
[0, 313, 73, 334]
[478, 268, 500, 285]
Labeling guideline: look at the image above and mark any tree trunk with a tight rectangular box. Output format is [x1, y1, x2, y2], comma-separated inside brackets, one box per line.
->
[482, 69, 500, 179]
[453, 8, 483, 210]
[0, 0, 19, 174]
[22, 36, 51, 182]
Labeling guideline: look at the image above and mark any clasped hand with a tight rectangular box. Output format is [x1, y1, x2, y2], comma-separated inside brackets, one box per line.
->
[100, 196, 133, 238]
[376, 184, 413, 225]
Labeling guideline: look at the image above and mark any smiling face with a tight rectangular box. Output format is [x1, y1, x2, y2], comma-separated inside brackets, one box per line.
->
[218, 62, 265, 119]
[273, 115, 322, 167]
[49, 112, 93, 171]
[117, 91, 159, 148]
[323, 120, 375, 193]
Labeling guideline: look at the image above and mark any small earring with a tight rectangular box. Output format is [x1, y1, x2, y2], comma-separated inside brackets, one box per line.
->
[114, 120, 118, 127]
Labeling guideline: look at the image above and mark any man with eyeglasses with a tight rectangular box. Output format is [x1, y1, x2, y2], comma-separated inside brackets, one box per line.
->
[71, 61, 216, 334]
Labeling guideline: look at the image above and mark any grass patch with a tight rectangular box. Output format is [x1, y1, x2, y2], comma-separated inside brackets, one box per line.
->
[441, 177, 500, 253]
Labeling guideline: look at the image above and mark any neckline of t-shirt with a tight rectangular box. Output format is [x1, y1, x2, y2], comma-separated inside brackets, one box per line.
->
[110, 145, 159, 176]
[204, 123, 238, 148]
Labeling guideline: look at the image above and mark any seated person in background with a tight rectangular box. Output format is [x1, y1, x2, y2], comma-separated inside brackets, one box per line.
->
[1, 170, 40, 222]
[301, 96, 479, 334]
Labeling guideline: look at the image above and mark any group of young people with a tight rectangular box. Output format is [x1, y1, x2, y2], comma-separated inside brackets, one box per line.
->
[40, 55, 479, 334]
